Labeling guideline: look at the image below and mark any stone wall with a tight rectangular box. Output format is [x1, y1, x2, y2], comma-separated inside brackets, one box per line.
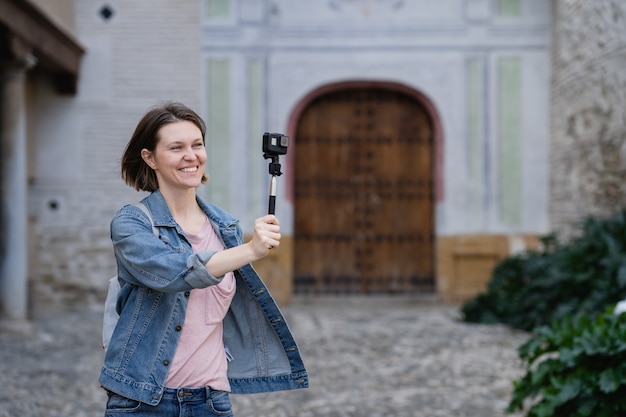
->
[30, 0, 202, 305]
[550, 0, 626, 238]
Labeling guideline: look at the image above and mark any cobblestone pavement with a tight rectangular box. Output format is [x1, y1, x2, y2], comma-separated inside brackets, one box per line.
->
[0, 296, 529, 417]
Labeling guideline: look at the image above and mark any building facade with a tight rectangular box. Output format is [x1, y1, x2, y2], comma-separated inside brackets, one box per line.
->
[0, 0, 83, 326]
[199, 0, 551, 300]
[2, 0, 557, 325]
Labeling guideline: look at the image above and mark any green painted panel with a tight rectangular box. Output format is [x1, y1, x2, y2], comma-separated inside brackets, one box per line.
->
[247, 59, 264, 215]
[498, 0, 521, 17]
[498, 56, 522, 227]
[204, 0, 231, 18]
[206, 59, 230, 208]
[467, 58, 483, 221]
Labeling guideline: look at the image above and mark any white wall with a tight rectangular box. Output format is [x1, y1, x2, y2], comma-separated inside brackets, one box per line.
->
[201, 0, 552, 235]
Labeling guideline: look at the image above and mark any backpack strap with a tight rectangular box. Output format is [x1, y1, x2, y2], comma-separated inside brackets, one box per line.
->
[102, 202, 158, 351]
[134, 202, 158, 237]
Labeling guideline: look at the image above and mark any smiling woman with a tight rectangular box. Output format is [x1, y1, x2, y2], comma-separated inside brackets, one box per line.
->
[141, 120, 208, 205]
[121, 102, 209, 193]
[100, 102, 308, 417]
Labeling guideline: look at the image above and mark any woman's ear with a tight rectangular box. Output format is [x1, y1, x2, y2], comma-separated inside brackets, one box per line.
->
[141, 149, 157, 170]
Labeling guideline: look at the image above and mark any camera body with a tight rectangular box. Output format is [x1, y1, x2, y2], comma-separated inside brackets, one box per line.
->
[263, 132, 289, 156]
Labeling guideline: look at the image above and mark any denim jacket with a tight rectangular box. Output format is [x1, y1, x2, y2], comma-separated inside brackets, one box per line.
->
[99, 190, 308, 405]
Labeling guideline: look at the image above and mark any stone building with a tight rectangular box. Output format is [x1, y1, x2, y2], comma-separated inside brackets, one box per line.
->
[1, 0, 84, 327]
[5, 0, 620, 325]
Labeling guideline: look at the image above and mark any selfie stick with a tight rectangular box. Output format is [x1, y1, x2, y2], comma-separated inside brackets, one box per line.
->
[268, 177, 277, 215]
[265, 155, 282, 215]
[263, 132, 288, 215]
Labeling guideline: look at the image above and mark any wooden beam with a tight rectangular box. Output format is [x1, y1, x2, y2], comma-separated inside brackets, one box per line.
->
[0, 0, 84, 94]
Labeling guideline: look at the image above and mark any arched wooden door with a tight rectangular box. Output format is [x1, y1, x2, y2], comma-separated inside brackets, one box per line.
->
[293, 86, 435, 294]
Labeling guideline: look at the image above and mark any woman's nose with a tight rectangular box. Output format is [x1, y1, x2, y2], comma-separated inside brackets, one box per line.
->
[183, 147, 196, 160]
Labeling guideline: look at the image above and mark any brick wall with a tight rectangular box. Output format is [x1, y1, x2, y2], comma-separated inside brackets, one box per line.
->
[31, 0, 202, 305]
[550, 0, 626, 238]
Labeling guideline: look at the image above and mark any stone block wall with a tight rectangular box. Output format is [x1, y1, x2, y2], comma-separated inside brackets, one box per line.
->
[436, 234, 540, 302]
[30, 0, 202, 305]
[550, 0, 626, 238]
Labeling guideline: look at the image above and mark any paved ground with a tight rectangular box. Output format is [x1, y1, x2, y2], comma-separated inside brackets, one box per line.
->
[0, 296, 529, 417]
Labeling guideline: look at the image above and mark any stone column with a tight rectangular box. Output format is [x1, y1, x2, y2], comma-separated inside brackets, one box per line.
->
[0, 40, 36, 330]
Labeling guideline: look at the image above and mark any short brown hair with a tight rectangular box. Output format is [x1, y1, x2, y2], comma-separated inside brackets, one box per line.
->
[121, 101, 208, 192]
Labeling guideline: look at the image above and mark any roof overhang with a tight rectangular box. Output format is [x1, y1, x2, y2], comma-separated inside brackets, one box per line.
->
[0, 0, 85, 94]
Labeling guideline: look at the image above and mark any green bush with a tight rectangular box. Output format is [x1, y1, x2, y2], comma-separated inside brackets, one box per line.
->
[507, 310, 626, 416]
[461, 210, 626, 331]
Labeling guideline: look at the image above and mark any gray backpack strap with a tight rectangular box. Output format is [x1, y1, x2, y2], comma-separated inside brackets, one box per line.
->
[134, 202, 158, 237]
[103, 202, 158, 351]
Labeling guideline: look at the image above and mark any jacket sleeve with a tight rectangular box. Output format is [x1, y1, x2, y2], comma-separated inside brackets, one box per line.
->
[111, 205, 223, 292]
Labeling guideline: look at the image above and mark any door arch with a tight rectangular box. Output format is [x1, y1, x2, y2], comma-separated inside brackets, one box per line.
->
[287, 81, 442, 294]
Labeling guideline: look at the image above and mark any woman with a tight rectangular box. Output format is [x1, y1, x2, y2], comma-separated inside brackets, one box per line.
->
[99, 102, 308, 416]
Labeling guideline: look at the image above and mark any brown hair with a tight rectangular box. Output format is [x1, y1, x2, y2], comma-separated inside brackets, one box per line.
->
[121, 101, 208, 192]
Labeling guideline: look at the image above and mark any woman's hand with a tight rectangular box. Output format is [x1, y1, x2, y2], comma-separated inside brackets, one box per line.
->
[249, 215, 281, 258]
[203, 215, 281, 277]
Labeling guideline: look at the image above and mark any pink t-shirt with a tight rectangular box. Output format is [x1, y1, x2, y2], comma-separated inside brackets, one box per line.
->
[164, 217, 236, 390]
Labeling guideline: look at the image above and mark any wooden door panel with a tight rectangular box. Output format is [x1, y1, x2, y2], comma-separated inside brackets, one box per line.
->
[294, 87, 434, 294]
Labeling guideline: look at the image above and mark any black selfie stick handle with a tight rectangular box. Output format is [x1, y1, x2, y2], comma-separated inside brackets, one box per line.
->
[268, 176, 277, 215]
[268, 195, 276, 215]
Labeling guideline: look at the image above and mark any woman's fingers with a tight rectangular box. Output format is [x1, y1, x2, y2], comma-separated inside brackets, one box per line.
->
[253, 215, 281, 254]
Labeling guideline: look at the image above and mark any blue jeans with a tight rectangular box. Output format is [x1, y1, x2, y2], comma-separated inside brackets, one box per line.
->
[105, 387, 233, 417]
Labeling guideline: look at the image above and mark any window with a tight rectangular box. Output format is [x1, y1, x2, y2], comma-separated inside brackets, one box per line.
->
[204, 0, 231, 19]
[497, 0, 521, 17]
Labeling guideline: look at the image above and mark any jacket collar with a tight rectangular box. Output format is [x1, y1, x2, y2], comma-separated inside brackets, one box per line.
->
[141, 190, 239, 230]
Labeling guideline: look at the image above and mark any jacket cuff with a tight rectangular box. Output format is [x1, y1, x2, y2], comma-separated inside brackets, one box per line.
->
[184, 251, 223, 288]
[195, 250, 217, 266]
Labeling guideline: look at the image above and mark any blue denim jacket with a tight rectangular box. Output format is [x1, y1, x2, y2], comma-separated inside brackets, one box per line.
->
[99, 190, 308, 405]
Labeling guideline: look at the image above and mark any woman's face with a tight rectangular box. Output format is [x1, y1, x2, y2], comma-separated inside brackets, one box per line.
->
[144, 120, 207, 192]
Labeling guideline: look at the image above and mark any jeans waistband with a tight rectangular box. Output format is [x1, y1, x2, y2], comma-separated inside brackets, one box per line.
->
[162, 386, 221, 401]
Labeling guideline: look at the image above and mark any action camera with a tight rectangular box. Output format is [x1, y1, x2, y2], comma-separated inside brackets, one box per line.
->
[263, 132, 289, 156]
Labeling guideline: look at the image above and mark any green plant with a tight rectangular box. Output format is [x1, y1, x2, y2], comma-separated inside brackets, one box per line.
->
[462, 210, 626, 331]
[507, 310, 626, 416]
